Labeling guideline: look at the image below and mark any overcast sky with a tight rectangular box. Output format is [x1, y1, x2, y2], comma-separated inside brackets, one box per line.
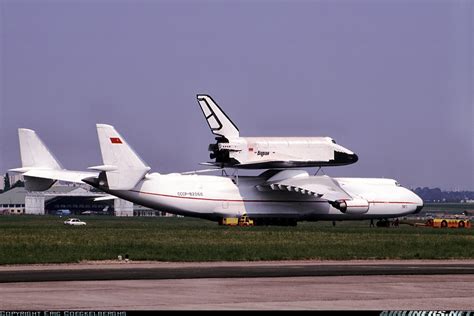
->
[1, 0, 472, 190]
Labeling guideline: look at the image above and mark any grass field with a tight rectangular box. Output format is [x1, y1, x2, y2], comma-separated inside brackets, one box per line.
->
[0, 215, 473, 265]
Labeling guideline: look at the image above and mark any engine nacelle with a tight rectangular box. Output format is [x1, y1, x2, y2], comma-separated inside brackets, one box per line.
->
[208, 137, 246, 164]
[330, 198, 369, 214]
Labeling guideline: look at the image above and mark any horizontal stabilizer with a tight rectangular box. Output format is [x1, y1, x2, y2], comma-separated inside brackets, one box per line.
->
[88, 165, 118, 172]
[93, 195, 117, 202]
[22, 169, 98, 184]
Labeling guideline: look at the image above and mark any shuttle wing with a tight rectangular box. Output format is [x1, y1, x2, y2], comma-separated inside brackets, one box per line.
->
[257, 174, 352, 202]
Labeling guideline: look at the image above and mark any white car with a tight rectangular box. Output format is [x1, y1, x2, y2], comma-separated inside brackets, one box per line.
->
[63, 218, 87, 226]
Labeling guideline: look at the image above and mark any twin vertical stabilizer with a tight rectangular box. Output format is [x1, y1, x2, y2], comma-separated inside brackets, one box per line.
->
[10, 129, 97, 191]
[18, 128, 62, 170]
[95, 124, 150, 190]
[10, 126, 151, 192]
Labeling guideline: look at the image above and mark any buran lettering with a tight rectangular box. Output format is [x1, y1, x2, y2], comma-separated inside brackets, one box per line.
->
[257, 151, 270, 157]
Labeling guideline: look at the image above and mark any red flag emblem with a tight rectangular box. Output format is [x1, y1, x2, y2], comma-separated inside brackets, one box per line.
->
[110, 137, 122, 144]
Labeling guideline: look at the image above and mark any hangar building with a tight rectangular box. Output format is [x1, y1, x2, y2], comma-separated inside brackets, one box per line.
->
[0, 186, 133, 216]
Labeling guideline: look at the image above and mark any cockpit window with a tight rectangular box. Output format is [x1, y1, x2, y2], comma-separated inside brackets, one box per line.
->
[331, 139, 336, 144]
[395, 182, 401, 187]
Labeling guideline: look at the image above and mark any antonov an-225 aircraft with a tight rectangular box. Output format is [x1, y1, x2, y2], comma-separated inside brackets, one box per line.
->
[10, 126, 423, 226]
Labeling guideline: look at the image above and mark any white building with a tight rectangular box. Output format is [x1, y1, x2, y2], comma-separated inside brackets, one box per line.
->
[0, 186, 133, 216]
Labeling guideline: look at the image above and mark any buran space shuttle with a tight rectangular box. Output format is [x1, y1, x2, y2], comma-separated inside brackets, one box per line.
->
[197, 95, 358, 169]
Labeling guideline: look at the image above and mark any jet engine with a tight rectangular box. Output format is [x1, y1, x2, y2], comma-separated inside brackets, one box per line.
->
[208, 137, 245, 165]
[330, 198, 369, 214]
[208, 137, 231, 163]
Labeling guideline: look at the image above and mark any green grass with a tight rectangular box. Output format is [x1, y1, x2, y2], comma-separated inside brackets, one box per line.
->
[0, 216, 473, 264]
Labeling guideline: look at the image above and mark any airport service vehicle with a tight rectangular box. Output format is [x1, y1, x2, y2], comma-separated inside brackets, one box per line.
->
[63, 218, 87, 226]
[426, 218, 471, 229]
[237, 215, 254, 226]
[221, 215, 254, 226]
[221, 217, 239, 226]
[10, 126, 423, 226]
[197, 95, 358, 169]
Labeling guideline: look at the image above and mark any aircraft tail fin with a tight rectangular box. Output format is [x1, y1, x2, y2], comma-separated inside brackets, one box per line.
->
[96, 124, 150, 190]
[10, 128, 102, 191]
[18, 128, 62, 170]
[8, 128, 61, 191]
[196, 94, 239, 139]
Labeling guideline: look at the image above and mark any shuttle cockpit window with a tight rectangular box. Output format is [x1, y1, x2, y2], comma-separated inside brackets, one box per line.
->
[331, 139, 337, 144]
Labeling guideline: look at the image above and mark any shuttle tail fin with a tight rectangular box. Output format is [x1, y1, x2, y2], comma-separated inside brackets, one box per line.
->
[196, 94, 239, 139]
[96, 124, 150, 190]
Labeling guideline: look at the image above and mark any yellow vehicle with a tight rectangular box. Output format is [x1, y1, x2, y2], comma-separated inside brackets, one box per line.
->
[427, 218, 471, 229]
[221, 215, 254, 226]
[238, 215, 254, 226]
[221, 217, 239, 226]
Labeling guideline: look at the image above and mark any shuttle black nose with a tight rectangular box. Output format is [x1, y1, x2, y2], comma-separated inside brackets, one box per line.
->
[334, 151, 359, 165]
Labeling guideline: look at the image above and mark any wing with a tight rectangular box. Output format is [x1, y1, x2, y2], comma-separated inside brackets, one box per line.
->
[257, 174, 352, 202]
[256, 172, 371, 214]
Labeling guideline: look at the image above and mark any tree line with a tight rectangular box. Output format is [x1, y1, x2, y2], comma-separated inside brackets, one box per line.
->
[413, 187, 474, 203]
[1, 173, 25, 193]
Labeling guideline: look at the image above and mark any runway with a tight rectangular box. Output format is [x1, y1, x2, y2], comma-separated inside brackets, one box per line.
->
[1, 260, 473, 310]
[1, 259, 474, 283]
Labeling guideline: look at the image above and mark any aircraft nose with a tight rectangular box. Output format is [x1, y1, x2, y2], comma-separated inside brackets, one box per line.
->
[412, 194, 424, 214]
[334, 151, 359, 165]
[351, 153, 359, 163]
[414, 203, 424, 214]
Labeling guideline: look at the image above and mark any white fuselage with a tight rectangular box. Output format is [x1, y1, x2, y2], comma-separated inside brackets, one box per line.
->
[211, 137, 358, 168]
[104, 173, 423, 222]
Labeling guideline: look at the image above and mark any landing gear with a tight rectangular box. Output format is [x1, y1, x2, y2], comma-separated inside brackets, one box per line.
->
[376, 219, 390, 227]
[254, 218, 297, 226]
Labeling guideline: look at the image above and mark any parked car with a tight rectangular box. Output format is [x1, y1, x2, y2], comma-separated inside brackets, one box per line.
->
[63, 218, 87, 226]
